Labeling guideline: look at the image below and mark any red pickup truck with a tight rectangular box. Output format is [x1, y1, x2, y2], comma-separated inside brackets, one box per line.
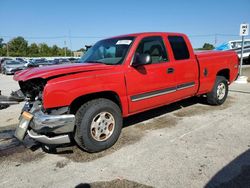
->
[14, 32, 238, 152]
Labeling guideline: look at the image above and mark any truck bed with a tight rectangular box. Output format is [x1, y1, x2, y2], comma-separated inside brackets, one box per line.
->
[195, 50, 239, 95]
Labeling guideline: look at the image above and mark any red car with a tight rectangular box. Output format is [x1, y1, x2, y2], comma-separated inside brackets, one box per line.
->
[14, 32, 239, 152]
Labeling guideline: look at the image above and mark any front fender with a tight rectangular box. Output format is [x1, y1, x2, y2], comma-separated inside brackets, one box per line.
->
[43, 71, 128, 114]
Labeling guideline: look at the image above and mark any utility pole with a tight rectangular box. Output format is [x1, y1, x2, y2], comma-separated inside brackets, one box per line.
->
[64, 40, 67, 57]
[214, 34, 218, 46]
[6, 42, 9, 57]
[69, 29, 73, 57]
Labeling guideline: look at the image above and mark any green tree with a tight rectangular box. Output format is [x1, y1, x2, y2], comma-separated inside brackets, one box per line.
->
[58, 47, 66, 56]
[8, 36, 28, 56]
[1, 36, 73, 57]
[39, 43, 51, 56]
[28, 43, 39, 56]
[0, 46, 7, 56]
[0, 38, 3, 48]
[0, 38, 4, 56]
[202, 43, 215, 50]
[51, 45, 59, 56]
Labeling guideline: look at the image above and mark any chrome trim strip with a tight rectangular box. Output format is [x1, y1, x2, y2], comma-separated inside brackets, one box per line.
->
[176, 82, 195, 91]
[131, 89, 176, 102]
[131, 81, 195, 102]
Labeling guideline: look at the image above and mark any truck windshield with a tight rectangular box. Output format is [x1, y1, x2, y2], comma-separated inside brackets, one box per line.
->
[80, 37, 135, 65]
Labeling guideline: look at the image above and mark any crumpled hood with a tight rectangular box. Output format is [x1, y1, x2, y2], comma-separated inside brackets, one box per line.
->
[14, 63, 113, 81]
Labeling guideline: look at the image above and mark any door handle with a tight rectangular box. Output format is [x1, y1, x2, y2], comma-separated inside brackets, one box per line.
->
[167, 68, 174, 74]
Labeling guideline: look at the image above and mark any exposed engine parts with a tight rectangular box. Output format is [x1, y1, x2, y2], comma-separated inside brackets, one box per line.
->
[19, 78, 46, 101]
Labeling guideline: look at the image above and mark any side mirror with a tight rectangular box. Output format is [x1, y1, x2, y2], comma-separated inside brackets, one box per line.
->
[132, 53, 152, 67]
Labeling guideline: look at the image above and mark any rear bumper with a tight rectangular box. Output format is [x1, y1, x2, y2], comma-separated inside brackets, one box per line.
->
[15, 101, 75, 145]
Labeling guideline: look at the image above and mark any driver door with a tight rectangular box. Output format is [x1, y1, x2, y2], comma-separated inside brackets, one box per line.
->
[125, 36, 177, 114]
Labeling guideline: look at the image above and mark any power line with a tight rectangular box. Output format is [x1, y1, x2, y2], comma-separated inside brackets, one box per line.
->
[0, 35, 108, 39]
[0, 33, 240, 39]
[189, 34, 216, 37]
[188, 34, 239, 37]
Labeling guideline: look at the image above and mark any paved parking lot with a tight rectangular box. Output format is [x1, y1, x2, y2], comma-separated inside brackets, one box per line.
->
[0, 68, 250, 188]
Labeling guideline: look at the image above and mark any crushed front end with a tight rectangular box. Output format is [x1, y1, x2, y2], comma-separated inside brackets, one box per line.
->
[14, 78, 75, 145]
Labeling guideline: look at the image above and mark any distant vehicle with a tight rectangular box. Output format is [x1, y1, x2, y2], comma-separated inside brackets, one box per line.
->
[48, 60, 55, 64]
[1, 60, 25, 75]
[73, 59, 81, 63]
[215, 39, 250, 64]
[68, 57, 78, 63]
[15, 57, 25, 62]
[24, 58, 55, 68]
[51, 58, 71, 64]
[23, 58, 72, 68]
[59, 58, 71, 64]
[215, 39, 250, 50]
[24, 61, 39, 68]
[25, 59, 53, 68]
[0, 58, 12, 72]
[47, 59, 60, 65]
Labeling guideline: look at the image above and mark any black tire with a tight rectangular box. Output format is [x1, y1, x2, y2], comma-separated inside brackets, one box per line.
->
[74, 98, 122, 152]
[207, 76, 228, 105]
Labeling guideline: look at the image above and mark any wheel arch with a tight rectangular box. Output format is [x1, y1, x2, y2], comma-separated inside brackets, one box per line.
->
[216, 69, 230, 81]
[69, 91, 122, 115]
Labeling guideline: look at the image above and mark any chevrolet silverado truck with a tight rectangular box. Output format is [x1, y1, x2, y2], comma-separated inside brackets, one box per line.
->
[14, 32, 239, 152]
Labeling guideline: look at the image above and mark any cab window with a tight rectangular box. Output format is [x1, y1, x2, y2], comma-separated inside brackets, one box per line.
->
[168, 36, 190, 60]
[135, 36, 168, 64]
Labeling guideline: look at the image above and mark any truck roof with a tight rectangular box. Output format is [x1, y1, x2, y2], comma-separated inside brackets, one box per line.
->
[108, 32, 186, 39]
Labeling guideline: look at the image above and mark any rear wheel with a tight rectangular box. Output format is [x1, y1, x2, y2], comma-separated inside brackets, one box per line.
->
[74, 98, 122, 152]
[207, 76, 228, 105]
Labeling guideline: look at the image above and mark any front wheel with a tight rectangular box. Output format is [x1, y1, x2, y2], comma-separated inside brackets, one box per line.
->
[74, 98, 122, 152]
[207, 76, 228, 105]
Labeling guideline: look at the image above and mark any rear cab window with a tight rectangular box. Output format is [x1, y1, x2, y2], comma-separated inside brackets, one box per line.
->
[168, 36, 190, 60]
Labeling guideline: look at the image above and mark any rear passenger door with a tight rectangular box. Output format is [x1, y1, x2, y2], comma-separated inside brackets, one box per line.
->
[167, 35, 199, 99]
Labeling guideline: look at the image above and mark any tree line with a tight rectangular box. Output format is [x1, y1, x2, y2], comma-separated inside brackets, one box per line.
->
[196, 43, 215, 50]
[0, 36, 215, 57]
[0, 37, 73, 57]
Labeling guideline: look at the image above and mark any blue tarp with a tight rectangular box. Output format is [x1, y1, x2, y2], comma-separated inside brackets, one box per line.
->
[214, 42, 230, 51]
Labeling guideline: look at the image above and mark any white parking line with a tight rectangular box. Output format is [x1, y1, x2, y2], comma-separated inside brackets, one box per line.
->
[169, 118, 222, 143]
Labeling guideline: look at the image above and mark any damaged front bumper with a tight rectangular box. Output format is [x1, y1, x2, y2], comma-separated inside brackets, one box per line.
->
[15, 101, 75, 145]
